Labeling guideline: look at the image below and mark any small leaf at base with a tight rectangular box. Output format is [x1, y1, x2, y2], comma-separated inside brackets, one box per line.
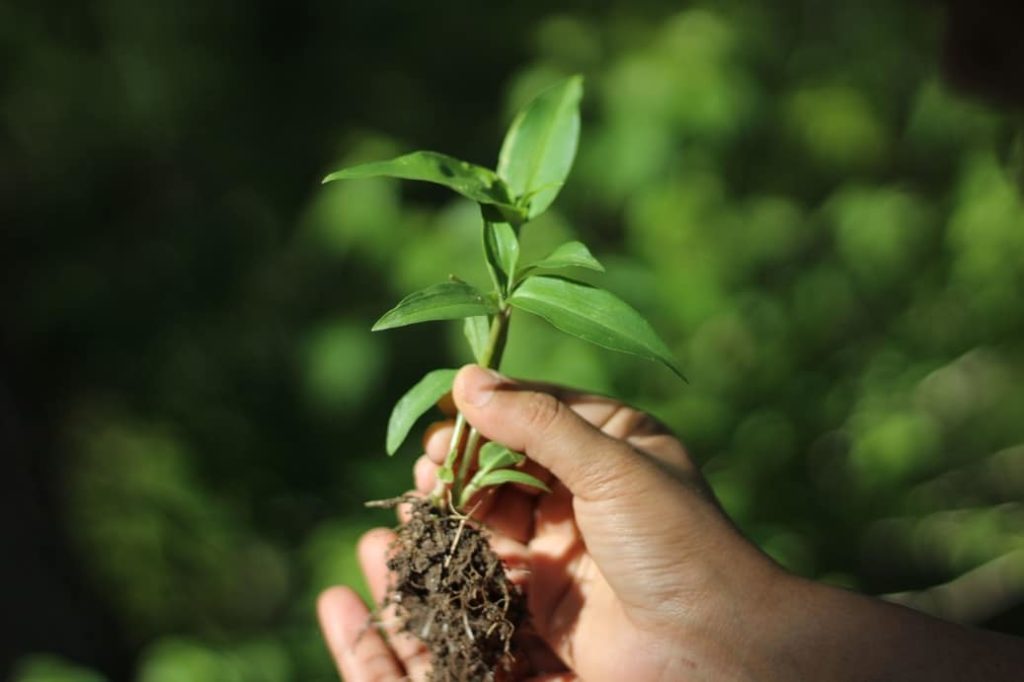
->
[478, 442, 525, 470]
[471, 468, 551, 493]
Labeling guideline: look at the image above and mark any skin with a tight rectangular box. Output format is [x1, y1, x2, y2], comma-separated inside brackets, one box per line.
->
[319, 365, 1024, 681]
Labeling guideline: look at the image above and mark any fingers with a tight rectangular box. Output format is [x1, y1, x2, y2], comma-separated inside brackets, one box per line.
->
[357, 529, 396, 605]
[422, 421, 452, 465]
[317, 586, 405, 682]
[414, 454, 437, 492]
[452, 365, 656, 503]
[358, 529, 433, 680]
[424, 384, 690, 478]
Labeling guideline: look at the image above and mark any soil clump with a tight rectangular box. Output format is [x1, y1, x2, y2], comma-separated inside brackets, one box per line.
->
[374, 496, 526, 681]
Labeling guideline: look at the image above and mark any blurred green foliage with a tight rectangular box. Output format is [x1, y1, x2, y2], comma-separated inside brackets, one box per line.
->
[4, 1, 1024, 680]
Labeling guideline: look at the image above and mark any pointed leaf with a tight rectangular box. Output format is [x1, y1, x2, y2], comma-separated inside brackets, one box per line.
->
[523, 241, 604, 275]
[471, 468, 551, 493]
[478, 442, 525, 471]
[497, 76, 583, 218]
[508, 276, 684, 379]
[463, 316, 491, 363]
[373, 281, 498, 331]
[483, 221, 520, 288]
[386, 369, 458, 455]
[324, 151, 514, 207]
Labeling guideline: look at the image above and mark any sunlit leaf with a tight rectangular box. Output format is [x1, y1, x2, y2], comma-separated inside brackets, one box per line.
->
[323, 151, 514, 207]
[478, 442, 525, 471]
[497, 76, 583, 218]
[463, 316, 491, 363]
[522, 240, 604, 275]
[508, 275, 684, 379]
[386, 369, 458, 455]
[471, 468, 550, 493]
[373, 281, 498, 331]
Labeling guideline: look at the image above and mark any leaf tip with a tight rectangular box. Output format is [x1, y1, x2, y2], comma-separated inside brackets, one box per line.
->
[667, 361, 689, 383]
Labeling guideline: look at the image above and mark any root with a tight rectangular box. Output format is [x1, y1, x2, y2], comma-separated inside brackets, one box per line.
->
[375, 497, 525, 681]
[444, 513, 469, 569]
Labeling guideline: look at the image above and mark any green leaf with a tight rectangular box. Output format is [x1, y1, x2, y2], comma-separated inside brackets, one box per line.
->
[471, 468, 551, 493]
[522, 240, 604, 275]
[373, 281, 498, 331]
[497, 75, 583, 218]
[386, 369, 458, 455]
[483, 221, 520, 290]
[323, 151, 514, 207]
[481, 202, 529, 225]
[508, 275, 684, 379]
[478, 442, 525, 471]
[459, 444, 543, 506]
[463, 316, 491, 363]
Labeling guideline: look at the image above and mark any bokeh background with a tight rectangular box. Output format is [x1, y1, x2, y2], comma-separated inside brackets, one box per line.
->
[4, 0, 1024, 680]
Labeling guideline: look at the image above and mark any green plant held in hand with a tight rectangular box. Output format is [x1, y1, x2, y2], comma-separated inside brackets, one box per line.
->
[323, 74, 684, 681]
[324, 74, 682, 511]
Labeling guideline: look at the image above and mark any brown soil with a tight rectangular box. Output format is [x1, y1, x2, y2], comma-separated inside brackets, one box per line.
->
[374, 496, 526, 681]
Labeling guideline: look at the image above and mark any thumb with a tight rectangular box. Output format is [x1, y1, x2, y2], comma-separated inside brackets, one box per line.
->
[452, 365, 653, 502]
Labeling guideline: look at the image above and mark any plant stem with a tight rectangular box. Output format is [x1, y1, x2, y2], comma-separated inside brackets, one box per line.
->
[479, 307, 510, 369]
[455, 428, 482, 504]
[431, 308, 511, 507]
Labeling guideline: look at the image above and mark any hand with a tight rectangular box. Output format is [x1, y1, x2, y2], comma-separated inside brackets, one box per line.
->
[319, 365, 784, 680]
[319, 366, 1024, 681]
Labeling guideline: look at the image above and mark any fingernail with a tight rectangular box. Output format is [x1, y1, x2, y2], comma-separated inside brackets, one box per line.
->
[465, 366, 504, 407]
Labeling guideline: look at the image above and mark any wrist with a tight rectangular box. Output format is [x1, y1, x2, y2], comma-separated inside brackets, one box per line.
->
[750, 573, 912, 681]
[750, 572, 1024, 682]
[654, 554, 799, 681]
[747, 573, 852, 681]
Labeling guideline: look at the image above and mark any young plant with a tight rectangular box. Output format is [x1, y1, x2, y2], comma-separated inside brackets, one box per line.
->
[324, 75, 683, 680]
[324, 75, 683, 511]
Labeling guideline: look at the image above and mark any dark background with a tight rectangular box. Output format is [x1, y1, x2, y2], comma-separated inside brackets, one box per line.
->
[3, 1, 1023, 680]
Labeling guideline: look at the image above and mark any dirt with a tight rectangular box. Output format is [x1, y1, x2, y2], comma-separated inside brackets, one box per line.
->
[373, 496, 526, 681]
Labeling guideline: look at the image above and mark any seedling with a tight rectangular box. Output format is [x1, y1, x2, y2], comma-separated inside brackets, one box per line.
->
[325, 75, 681, 511]
[323, 75, 681, 679]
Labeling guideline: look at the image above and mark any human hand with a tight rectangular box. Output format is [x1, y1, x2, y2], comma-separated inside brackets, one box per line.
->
[319, 365, 786, 680]
[318, 365, 1024, 681]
